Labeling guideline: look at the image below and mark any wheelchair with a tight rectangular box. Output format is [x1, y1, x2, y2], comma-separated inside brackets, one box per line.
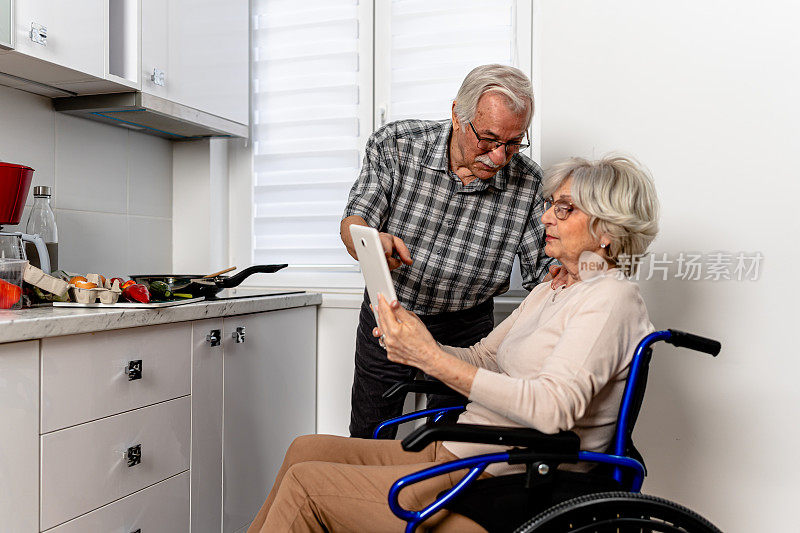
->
[373, 329, 724, 533]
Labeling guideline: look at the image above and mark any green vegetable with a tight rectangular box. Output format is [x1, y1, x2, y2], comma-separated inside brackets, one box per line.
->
[149, 280, 173, 300]
[172, 292, 194, 299]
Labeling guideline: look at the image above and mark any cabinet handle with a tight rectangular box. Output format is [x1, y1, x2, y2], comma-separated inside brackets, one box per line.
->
[207, 329, 221, 346]
[232, 326, 246, 344]
[126, 360, 142, 381]
[151, 67, 166, 87]
[29, 23, 47, 46]
[126, 444, 142, 467]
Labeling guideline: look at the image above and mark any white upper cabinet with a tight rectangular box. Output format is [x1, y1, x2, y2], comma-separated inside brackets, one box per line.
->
[142, 0, 248, 125]
[0, 0, 138, 95]
[14, 0, 105, 78]
[141, 0, 168, 99]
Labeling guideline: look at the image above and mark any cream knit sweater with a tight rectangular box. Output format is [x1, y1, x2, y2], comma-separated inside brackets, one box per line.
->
[441, 269, 653, 476]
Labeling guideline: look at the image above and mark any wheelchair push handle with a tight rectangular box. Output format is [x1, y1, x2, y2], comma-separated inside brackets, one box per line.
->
[666, 329, 721, 356]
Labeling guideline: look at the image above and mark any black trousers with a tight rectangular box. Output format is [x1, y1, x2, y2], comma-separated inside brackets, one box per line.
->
[349, 294, 494, 439]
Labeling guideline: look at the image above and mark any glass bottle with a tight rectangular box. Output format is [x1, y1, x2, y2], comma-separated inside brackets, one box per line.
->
[25, 186, 58, 271]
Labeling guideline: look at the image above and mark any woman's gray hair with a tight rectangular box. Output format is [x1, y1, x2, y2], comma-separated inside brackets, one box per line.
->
[454, 64, 534, 129]
[542, 154, 660, 275]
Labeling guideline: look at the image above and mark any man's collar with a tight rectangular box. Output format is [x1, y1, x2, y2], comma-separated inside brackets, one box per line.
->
[422, 121, 508, 192]
[421, 120, 452, 172]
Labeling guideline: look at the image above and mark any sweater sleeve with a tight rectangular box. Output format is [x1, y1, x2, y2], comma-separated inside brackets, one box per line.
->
[438, 295, 530, 372]
[467, 283, 644, 434]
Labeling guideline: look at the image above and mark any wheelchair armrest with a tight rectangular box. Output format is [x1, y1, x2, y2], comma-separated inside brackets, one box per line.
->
[401, 422, 581, 456]
[382, 379, 459, 401]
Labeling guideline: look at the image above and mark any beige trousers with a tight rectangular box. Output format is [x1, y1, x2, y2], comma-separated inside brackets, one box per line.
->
[247, 434, 489, 532]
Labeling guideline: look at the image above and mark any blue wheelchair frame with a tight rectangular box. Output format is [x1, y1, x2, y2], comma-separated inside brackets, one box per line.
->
[374, 329, 720, 533]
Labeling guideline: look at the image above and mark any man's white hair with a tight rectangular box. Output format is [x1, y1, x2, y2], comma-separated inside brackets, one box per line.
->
[454, 64, 534, 129]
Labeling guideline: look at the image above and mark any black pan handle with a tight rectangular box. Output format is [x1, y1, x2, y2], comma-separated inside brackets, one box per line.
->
[217, 264, 288, 288]
[666, 329, 721, 356]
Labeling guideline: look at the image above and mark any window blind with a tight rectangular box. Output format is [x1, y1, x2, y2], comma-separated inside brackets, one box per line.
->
[377, 0, 519, 124]
[251, 0, 530, 288]
[252, 0, 368, 277]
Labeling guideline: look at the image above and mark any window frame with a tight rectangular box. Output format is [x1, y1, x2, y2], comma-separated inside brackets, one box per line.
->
[233, 0, 537, 291]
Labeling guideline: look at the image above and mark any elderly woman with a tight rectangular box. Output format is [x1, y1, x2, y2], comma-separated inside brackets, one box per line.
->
[249, 154, 660, 532]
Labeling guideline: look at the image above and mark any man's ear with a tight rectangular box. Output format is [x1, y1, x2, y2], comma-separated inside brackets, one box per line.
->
[451, 101, 461, 131]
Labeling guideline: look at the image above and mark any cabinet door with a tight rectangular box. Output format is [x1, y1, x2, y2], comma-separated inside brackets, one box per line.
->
[14, 0, 105, 78]
[141, 0, 170, 99]
[222, 307, 317, 532]
[141, 0, 248, 124]
[191, 318, 224, 533]
[0, 0, 12, 49]
[0, 340, 39, 532]
[168, 0, 249, 124]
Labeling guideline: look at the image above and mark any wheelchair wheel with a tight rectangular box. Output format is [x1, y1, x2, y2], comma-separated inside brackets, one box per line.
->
[514, 491, 723, 533]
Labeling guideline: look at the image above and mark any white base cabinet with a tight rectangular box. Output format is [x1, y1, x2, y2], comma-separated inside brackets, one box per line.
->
[222, 307, 317, 532]
[47, 472, 190, 533]
[0, 304, 317, 532]
[191, 307, 318, 533]
[0, 341, 39, 533]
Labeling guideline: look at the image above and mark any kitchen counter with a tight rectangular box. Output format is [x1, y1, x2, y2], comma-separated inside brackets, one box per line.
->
[0, 292, 322, 344]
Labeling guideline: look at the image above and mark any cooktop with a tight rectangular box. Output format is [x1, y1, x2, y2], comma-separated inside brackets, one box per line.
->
[210, 287, 305, 300]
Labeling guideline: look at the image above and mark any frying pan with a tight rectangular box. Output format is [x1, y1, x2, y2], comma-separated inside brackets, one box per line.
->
[130, 264, 288, 298]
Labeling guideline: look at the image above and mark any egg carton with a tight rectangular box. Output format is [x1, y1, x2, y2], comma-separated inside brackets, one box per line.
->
[69, 274, 122, 304]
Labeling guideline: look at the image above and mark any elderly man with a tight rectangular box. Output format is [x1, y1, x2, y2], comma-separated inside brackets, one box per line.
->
[341, 64, 556, 439]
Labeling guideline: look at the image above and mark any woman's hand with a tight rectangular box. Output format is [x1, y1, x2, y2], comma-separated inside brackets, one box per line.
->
[549, 264, 569, 289]
[373, 294, 441, 373]
[374, 294, 479, 397]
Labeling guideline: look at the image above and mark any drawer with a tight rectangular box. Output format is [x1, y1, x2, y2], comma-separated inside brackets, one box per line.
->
[41, 322, 192, 433]
[45, 471, 189, 533]
[41, 396, 191, 530]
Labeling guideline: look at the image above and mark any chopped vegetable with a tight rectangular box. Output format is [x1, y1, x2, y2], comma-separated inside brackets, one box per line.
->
[122, 283, 150, 304]
[0, 279, 22, 309]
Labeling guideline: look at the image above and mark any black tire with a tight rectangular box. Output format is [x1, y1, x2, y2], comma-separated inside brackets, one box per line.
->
[514, 491, 723, 533]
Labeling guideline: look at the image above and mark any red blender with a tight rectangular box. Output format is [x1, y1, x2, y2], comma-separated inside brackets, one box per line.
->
[0, 163, 51, 273]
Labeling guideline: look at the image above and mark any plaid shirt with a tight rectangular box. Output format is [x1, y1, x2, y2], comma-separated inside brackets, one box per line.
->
[344, 119, 554, 315]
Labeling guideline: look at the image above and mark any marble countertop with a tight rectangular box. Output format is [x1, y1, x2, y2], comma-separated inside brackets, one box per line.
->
[0, 292, 322, 344]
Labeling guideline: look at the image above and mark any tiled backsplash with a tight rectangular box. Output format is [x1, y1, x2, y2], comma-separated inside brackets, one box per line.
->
[0, 84, 172, 276]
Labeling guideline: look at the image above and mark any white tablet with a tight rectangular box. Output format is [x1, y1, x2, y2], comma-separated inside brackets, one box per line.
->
[350, 225, 398, 327]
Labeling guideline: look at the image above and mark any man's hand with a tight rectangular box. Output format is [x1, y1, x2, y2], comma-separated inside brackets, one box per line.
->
[341, 216, 413, 270]
[378, 232, 413, 270]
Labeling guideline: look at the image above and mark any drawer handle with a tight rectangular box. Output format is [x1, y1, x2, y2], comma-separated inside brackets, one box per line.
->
[207, 329, 221, 347]
[232, 326, 246, 344]
[126, 444, 142, 467]
[126, 360, 142, 381]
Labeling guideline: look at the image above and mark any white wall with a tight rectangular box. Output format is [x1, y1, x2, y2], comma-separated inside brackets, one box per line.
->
[539, 1, 799, 530]
[172, 138, 230, 273]
[0, 84, 173, 276]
